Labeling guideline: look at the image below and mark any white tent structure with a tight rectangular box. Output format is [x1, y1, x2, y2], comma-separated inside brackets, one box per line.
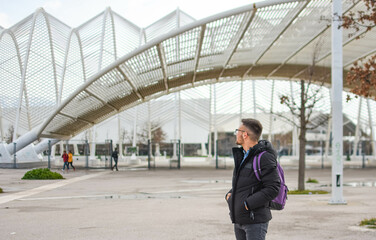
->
[0, 0, 376, 164]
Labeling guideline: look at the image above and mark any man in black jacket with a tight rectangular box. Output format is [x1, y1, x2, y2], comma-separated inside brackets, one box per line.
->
[226, 118, 280, 240]
[111, 148, 119, 171]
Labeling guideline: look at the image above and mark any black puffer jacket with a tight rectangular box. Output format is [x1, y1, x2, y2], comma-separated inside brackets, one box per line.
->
[226, 140, 280, 224]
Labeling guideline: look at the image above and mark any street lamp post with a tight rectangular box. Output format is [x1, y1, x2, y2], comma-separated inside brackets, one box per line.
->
[330, 0, 346, 204]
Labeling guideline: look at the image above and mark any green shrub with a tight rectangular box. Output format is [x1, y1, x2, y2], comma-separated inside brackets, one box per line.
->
[22, 168, 63, 180]
[360, 218, 376, 229]
[288, 190, 328, 195]
[0, 187, 3, 193]
[306, 178, 319, 183]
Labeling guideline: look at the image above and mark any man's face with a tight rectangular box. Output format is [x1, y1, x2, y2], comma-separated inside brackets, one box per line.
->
[235, 125, 248, 145]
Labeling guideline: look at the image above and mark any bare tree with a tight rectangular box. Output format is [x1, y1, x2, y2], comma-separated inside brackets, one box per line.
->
[138, 122, 167, 144]
[120, 128, 132, 144]
[275, 44, 329, 191]
[342, 0, 376, 99]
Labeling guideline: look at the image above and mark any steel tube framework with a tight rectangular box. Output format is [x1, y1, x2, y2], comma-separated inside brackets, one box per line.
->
[0, 0, 376, 169]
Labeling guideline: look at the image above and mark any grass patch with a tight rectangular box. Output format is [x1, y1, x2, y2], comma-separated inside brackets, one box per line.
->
[306, 178, 319, 183]
[22, 168, 63, 180]
[288, 190, 329, 195]
[360, 218, 376, 229]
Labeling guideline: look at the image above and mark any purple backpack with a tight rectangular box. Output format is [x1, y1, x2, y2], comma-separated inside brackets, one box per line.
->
[253, 151, 288, 210]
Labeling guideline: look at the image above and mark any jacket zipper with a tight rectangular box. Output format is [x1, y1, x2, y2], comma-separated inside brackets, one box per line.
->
[250, 187, 255, 220]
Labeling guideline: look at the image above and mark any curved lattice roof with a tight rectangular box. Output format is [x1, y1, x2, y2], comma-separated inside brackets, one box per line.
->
[0, 0, 375, 144]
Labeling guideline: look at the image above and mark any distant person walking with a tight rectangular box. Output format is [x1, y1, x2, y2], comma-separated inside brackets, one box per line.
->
[68, 150, 76, 171]
[226, 118, 280, 240]
[62, 150, 69, 171]
[112, 148, 119, 171]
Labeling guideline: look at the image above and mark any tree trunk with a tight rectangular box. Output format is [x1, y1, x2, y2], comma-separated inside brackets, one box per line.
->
[298, 128, 306, 191]
[298, 79, 306, 191]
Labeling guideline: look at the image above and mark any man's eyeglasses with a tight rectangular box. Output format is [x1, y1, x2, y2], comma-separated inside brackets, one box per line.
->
[234, 129, 247, 135]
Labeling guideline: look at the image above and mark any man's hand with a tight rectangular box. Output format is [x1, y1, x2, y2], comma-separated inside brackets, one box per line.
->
[226, 193, 231, 201]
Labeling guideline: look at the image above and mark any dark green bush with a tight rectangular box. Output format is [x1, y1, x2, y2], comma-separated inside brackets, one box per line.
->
[0, 187, 3, 193]
[22, 168, 63, 180]
[360, 218, 376, 229]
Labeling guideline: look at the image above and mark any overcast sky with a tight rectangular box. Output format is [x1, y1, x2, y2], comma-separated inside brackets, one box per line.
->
[0, 0, 264, 28]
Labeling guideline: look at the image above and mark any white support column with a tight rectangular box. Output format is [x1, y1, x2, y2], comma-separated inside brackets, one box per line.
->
[148, 102, 152, 157]
[268, 80, 275, 142]
[34, 139, 59, 154]
[214, 84, 218, 159]
[73, 143, 79, 155]
[293, 127, 299, 157]
[0, 107, 4, 141]
[172, 93, 178, 159]
[353, 98, 362, 157]
[118, 113, 123, 158]
[98, 8, 108, 71]
[179, 91, 182, 158]
[131, 107, 138, 161]
[51, 145, 56, 159]
[367, 99, 376, 159]
[60, 142, 64, 156]
[325, 117, 332, 162]
[201, 142, 207, 156]
[290, 81, 298, 157]
[325, 90, 333, 162]
[240, 80, 243, 122]
[252, 80, 256, 118]
[13, 12, 38, 141]
[330, 0, 345, 204]
[90, 126, 96, 160]
[176, 8, 181, 62]
[208, 85, 212, 158]
[132, 108, 138, 148]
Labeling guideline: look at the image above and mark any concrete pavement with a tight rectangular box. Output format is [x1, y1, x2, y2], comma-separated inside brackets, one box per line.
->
[0, 167, 375, 240]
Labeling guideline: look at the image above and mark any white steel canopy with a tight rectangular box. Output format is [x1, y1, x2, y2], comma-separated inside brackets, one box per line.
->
[0, 0, 375, 149]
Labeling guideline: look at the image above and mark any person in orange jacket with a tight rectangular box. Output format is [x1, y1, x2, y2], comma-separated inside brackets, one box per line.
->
[68, 150, 76, 171]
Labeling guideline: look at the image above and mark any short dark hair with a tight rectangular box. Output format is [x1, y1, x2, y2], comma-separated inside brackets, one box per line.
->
[241, 118, 263, 141]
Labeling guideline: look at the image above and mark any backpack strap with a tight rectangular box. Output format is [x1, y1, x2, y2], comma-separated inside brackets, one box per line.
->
[253, 151, 266, 181]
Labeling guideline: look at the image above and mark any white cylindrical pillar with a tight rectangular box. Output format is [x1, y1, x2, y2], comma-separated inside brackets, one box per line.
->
[172, 93, 178, 159]
[131, 107, 138, 160]
[73, 143, 79, 155]
[330, 0, 345, 204]
[60, 142, 64, 156]
[252, 80, 256, 118]
[6, 128, 38, 154]
[90, 126, 96, 159]
[208, 85, 212, 158]
[268, 80, 275, 142]
[290, 82, 299, 157]
[118, 113, 123, 158]
[0, 107, 4, 141]
[367, 99, 376, 159]
[34, 139, 59, 154]
[353, 98, 362, 156]
[240, 80, 243, 122]
[201, 142, 207, 156]
[148, 102, 152, 157]
[213, 84, 217, 159]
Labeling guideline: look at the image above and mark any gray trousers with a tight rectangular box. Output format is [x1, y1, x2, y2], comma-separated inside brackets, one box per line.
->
[234, 222, 269, 240]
